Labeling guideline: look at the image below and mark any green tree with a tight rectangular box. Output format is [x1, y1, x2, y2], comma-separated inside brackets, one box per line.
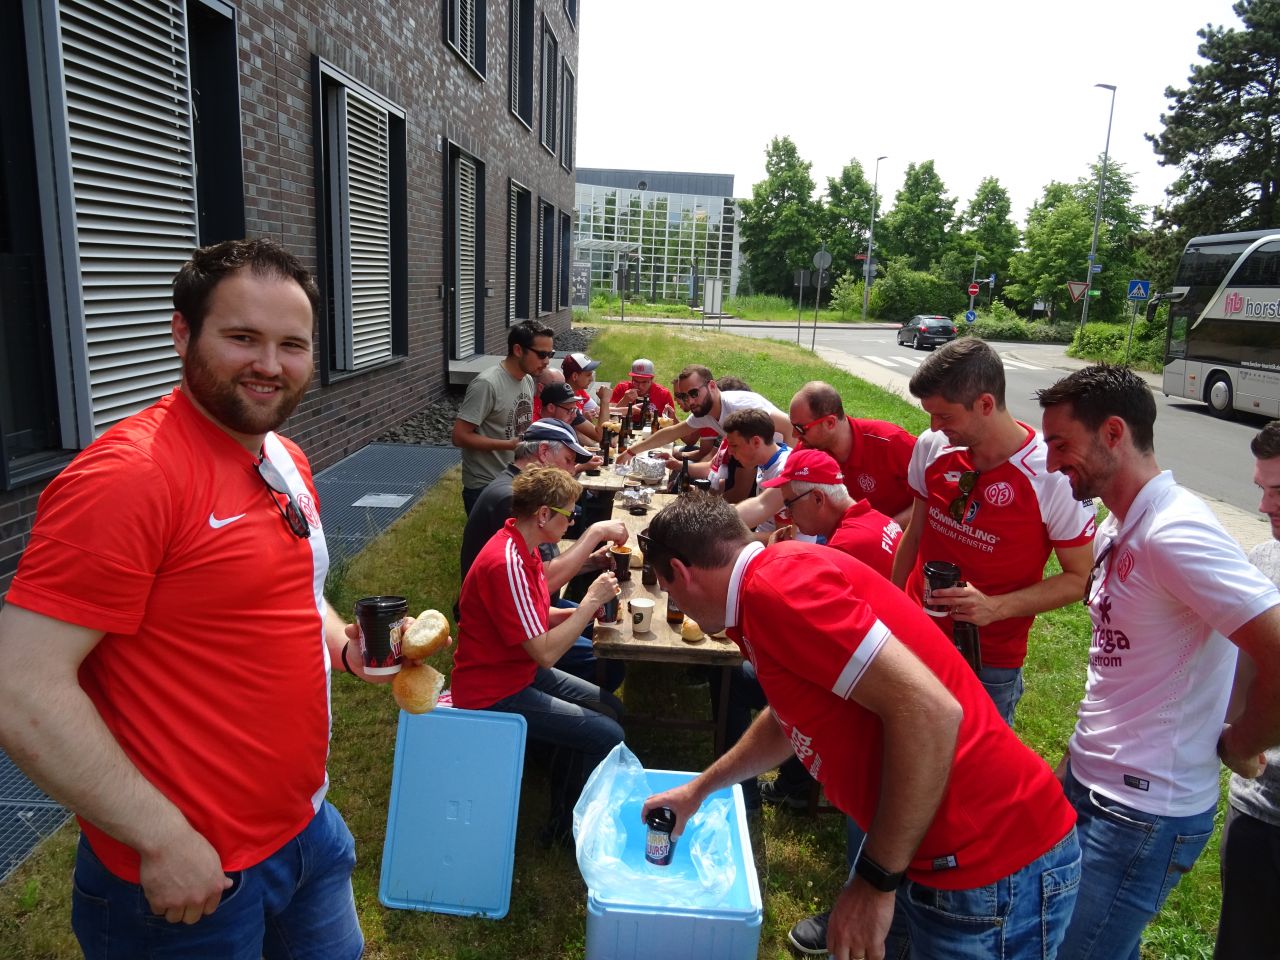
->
[738, 136, 820, 297]
[1149, 0, 1280, 233]
[819, 159, 875, 286]
[958, 177, 1019, 296]
[879, 161, 957, 270]
[871, 256, 966, 320]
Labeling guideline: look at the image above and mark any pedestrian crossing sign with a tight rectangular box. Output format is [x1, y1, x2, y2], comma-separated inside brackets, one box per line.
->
[1127, 280, 1150, 301]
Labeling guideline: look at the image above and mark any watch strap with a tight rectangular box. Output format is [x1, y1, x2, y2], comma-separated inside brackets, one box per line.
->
[854, 853, 906, 892]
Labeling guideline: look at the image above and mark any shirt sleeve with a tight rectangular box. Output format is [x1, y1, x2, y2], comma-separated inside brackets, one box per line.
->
[906, 429, 941, 500]
[1037, 470, 1098, 546]
[7, 444, 174, 633]
[748, 554, 888, 698]
[457, 375, 496, 428]
[1150, 514, 1280, 638]
[497, 539, 549, 644]
[610, 382, 630, 403]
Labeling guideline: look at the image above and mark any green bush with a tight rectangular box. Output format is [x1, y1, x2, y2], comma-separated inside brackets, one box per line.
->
[1068, 320, 1163, 371]
[830, 274, 865, 319]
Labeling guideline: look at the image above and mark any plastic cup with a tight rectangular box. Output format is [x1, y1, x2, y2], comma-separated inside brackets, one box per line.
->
[355, 595, 408, 674]
[629, 598, 656, 633]
[610, 545, 633, 581]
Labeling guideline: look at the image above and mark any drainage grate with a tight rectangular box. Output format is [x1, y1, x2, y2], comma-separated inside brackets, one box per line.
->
[314, 443, 460, 565]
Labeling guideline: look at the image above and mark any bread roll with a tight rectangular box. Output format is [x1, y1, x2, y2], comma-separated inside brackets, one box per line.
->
[392, 663, 445, 714]
[680, 617, 704, 642]
[401, 609, 450, 660]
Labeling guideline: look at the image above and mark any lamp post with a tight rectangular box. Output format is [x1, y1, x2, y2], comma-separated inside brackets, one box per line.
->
[1079, 83, 1116, 331]
[861, 155, 887, 324]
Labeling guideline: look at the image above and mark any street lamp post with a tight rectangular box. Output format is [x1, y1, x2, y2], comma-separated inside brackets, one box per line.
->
[1079, 83, 1116, 331]
[861, 155, 887, 324]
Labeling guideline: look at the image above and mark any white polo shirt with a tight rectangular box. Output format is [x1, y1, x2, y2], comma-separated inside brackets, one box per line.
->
[1069, 471, 1280, 816]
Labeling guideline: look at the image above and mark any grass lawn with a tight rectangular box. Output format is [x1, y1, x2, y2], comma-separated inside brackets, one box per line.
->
[0, 324, 1222, 958]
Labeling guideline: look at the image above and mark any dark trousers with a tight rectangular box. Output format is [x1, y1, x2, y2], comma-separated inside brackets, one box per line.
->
[1216, 803, 1280, 960]
[461, 485, 484, 515]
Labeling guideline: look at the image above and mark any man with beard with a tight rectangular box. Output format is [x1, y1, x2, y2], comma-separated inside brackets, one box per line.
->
[0, 240, 385, 960]
[1038, 365, 1280, 960]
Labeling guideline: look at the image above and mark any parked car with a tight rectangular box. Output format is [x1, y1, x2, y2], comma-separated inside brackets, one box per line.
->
[896, 315, 958, 350]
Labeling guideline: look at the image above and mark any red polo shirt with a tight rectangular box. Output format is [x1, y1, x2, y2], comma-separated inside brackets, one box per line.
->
[826, 499, 902, 578]
[799, 417, 915, 518]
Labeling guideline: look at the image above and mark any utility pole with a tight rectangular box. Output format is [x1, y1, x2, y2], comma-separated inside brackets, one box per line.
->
[861, 155, 887, 323]
[1079, 83, 1116, 331]
[968, 253, 985, 316]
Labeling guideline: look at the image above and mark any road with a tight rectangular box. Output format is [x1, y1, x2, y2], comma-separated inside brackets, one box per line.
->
[711, 321, 1271, 548]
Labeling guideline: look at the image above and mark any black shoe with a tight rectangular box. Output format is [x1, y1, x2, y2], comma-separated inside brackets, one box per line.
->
[788, 910, 830, 955]
[759, 778, 809, 811]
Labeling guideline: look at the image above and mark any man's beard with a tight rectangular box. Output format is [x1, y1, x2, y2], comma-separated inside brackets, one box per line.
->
[183, 341, 310, 437]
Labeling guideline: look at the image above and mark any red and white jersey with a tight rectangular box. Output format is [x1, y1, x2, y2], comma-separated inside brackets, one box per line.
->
[575, 387, 600, 418]
[451, 519, 549, 708]
[1070, 472, 1280, 816]
[798, 417, 915, 519]
[905, 424, 1096, 667]
[725, 541, 1075, 890]
[8, 388, 331, 882]
[827, 500, 902, 578]
[754, 444, 792, 533]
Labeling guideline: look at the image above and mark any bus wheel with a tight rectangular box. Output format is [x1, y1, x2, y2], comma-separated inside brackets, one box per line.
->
[1206, 374, 1235, 419]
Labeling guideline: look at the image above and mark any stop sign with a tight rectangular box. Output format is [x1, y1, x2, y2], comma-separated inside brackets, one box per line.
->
[968, 283, 980, 297]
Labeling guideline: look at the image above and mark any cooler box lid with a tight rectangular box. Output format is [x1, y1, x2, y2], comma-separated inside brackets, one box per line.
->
[378, 706, 527, 918]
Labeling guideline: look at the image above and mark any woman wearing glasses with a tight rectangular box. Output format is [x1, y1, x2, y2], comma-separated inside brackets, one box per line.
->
[450, 466, 625, 847]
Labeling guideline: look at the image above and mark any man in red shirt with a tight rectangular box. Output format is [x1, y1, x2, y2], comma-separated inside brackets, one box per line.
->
[891, 338, 1095, 726]
[609, 357, 675, 423]
[641, 495, 1080, 960]
[736, 381, 916, 532]
[0, 240, 388, 959]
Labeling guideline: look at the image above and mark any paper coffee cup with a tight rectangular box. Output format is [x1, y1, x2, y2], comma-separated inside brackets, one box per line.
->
[629, 598, 656, 633]
[355, 595, 407, 675]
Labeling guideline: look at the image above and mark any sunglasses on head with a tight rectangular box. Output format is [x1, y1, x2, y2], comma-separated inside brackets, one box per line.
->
[948, 470, 980, 523]
[791, 415, 831, 437]
[674, 384, 706, 403]
[1084, 540, 1115, 606]
[257, 457, 311, 539]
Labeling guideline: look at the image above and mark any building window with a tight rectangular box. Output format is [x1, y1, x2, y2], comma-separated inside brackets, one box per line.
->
[563, 0, 577, 29]
[508, 182, 530, 323]
[560, 62, 575, 172]
[187, 0, 245, 245]
[538, 200, 555, 314]
[539, 19, 558, 154]
[509, 0, 533, 127]
[449, 149, 484, 359]
[316, 62, 408, 375]
[559, 211, 571, 310]
[445, 0, 486, 77]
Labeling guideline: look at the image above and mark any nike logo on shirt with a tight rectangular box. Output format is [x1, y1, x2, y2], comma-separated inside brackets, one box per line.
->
[208, 512, 246, 529]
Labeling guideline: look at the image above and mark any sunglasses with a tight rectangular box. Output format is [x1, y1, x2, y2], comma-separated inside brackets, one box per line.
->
[524, 347, 556, 360]
[547, 503, 581, 524]
[638, 526, 688, 568]
[791, 415, 831, 437]
[1083, 540, 1115, 606]
[257, 457, 311, 539]
[948, 470, 980, 523]
[674, 384, 706, 403]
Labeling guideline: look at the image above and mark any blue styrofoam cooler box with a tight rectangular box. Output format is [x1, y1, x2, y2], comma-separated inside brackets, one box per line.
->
[584, 769, 761, 960]
[379, 706, 526, 919]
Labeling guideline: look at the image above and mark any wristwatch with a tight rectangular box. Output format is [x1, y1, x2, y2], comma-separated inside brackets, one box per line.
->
[854, 853, 906, 892]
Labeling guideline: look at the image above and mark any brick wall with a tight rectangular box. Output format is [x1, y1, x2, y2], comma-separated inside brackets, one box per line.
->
[0, 0, 579, 598]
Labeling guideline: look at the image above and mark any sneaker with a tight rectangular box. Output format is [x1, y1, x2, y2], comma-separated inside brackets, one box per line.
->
[758, 778, 809, 811]
[787, 910, 830, 955]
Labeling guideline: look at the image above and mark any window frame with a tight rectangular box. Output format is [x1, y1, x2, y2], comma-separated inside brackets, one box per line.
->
[445, 0, 487, 79]
[539, 17, 558, 155]
[508, 0, 534, 129]
[563, 0, 577, 30]
[560, 60, 575, 172]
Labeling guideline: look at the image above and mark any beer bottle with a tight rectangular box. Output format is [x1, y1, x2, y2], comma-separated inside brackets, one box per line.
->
[952, 621, 982, 673]
[665, 591, 684, 624]
[600, 427, 613, 466]
[677, 456, 691, 494]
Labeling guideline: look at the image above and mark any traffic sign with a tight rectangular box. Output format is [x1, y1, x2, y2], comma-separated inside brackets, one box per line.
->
[965, 310, 977, 323]
[1088, 289, 1101, 298]
[988, 273, 996, 286]
[813, 248, 832, 270]
[1067, 281, 1089, 303]
[1090, 264, 1102, 273]
[968, 283, 980, 297]
[1127, 280, 1151, 301]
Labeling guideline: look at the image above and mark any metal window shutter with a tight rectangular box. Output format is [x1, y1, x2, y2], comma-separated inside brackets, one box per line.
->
[509, 2, 519, 114]
[537, 203, 545, 311]
[58, 0, 196, 435]
[456, 156, 477, 357]
[459, 0, 477, 65]
[508, 188, 518, 322]
[541, 36, 555, 147]
[342, 90, 393, 368]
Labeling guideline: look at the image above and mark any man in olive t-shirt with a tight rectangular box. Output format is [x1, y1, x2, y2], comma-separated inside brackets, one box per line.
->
[451, 320, 552, 513]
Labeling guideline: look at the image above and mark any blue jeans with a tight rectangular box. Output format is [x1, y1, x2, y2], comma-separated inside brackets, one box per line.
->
[486, 667, 625, 833]
[979, 665, 1023, 727]
[883, 829, 1081, 959]
[71, 801, 361, 960]
[1058, 768, 1215, 960]
[551, 598, 625, 693]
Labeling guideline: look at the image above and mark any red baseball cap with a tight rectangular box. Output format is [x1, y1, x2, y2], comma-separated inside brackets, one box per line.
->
[761, 448, 844, 488]
[630, 358, 655, 380]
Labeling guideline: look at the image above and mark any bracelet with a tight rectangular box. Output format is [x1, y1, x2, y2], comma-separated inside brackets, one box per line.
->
[340, 640, 355, 674]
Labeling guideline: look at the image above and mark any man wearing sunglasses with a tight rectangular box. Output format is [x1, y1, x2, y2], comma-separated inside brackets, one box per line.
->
[458, 419, 626, 691]
[452, 319, 553, 514]
[1038, 367, 1280, 960]
[640, 495, 1080, 960]
[0, 240, 386, 959]
[890, 339, 1095, 726]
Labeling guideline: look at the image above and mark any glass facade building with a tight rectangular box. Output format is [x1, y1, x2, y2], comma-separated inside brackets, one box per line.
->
[574, 169, 741, 301]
